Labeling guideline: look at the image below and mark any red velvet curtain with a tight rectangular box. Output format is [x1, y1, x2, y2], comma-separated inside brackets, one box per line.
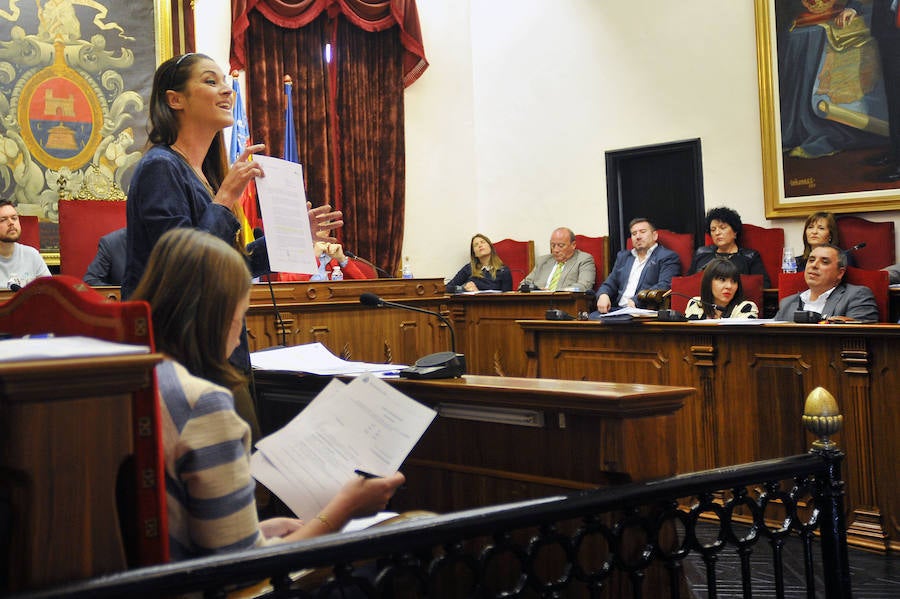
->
[232, 0, 426, 275]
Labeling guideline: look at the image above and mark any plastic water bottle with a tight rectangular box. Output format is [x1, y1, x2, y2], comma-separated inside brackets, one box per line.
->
[401, 257, 413, 279]
[781, 247, 797, 274]
[330, 265, 343, 281]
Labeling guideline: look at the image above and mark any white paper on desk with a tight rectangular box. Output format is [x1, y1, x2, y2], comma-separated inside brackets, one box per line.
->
[0, 335, 149, 362]
[252, 155, 317, 274]
[251, 374, 436, 520]
[250, 342, 405, 375]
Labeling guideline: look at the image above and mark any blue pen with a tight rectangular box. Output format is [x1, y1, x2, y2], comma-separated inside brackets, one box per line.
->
[354, 469, 381, 479]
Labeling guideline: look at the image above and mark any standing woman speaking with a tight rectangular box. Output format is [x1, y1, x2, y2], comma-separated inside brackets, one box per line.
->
[124, 53, 342, 436]
[123, 52, 342, 296]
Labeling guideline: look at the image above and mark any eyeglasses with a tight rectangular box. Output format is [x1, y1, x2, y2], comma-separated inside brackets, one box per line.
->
[162, 52, 195, 91]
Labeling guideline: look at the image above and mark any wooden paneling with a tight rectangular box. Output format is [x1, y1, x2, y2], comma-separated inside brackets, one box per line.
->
[448, 291, 594, 376]
[253, 373, 693, 515]
[244, 278, 448, 365]
[0, 354, 162, 593]
[521, 320, 900, 553]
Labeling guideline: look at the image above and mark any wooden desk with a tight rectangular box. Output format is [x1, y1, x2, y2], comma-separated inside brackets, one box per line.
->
[448, 291, 595, 376]
[252, 371, 693, 513]
[0, 353, 162, 593]
[520, 320, 900, 552]
[243, 278, 449, 366]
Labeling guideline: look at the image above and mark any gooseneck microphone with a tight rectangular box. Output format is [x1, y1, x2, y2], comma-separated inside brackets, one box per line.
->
[343, 251, 392, 278]
[359, 292, 465, 378]
[848, 242, 867, 252]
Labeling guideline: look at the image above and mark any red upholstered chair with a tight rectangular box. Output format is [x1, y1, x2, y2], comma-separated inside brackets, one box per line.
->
[670, 273, 763, 314]
[669, 272, 703, 313]
[575, 234, 609, 280]
[58, 199, 127, 279]
[835, 216, 895, 270]
[0, 276, 168, 567]
[494, 238, 535, 289]
[629, 229, 695, 275]
[17, 215, 41, 250]
[349, 257, 377, 279]
[778, 272, 808, 303]
[741, 223, 784, 288]
[844, 266, 890, 322]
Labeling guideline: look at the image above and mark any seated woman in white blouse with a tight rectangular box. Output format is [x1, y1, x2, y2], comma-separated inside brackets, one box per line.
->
[685, 258, 758, 320]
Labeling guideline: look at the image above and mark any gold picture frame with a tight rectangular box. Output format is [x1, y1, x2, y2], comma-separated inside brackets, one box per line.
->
[756, 0, 900, 218]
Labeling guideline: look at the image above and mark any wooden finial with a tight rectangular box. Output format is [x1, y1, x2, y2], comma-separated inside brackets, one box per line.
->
[283, 75, 293, 85]
[230, 70, 239, 78]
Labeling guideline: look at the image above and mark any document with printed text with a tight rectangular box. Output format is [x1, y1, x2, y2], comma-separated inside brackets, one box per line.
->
[250, 373, 436, 520]
[252, 155, 318, 274]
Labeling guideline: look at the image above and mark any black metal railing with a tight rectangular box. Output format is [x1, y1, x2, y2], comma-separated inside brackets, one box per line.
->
[12, 388, 852, 599]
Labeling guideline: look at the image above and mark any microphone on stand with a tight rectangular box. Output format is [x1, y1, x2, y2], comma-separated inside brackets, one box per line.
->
[359, 292, 465, 379]
[343, 251, 391, 278]
[848, 242, 867, 251]
[254, 227, 287, 346]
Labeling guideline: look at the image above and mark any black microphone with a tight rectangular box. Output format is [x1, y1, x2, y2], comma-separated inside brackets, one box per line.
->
[359, 293, 465, 379]
[848, 242, 866, 251]
[343, 251, 391, 278]
[793, 297, 822, 323]
[8, 282, 21, 292]
[252, 226, 288, 346]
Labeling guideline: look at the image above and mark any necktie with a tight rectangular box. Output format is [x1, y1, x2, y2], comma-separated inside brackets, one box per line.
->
[548, 262, 564, 290]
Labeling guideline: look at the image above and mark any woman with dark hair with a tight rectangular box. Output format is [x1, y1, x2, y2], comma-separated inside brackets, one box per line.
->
[447, 233, 513, 292]
[123, 54, 343, 439]
[795, 211, 854, 270]
[685, 258, 758, 320]
[688, 206, 770, 287]
[132, 228, 404, 560]
[122, 53, 342, 297]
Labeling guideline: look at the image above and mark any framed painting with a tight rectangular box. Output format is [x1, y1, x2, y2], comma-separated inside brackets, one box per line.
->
[756, 0, 900, 217]
[0, 0, 176, 263]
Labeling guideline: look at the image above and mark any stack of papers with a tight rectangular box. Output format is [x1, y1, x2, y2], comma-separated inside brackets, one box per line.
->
[0, 336, 150, 362]
[588, 307, 658, 323]
[250, 373, 436, 520]
[250, 342, 406, 376]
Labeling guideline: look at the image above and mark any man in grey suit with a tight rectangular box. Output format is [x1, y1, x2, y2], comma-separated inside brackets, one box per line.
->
[775, 244, 878, 322]
[522, 227, 596, 291]
[595, 218, 681, 313]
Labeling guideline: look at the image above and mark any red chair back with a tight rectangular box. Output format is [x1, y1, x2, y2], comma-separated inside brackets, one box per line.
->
[778, 272, 808, 302]
[741, 223, 784, 287]
[575, 234, 609, 280]
[0, 276, 168, 566]
[835, 216, 895, 270]
[350, 257, 378, 279]
[629, 229, 695, 275]
[494, 238, 535, 289]
[18, 215, 41, 250]
[671, 272, 763, 314]
[844, 266, 889, 322]
[58, 199, 127, 279]
[669, 272, 703, 313]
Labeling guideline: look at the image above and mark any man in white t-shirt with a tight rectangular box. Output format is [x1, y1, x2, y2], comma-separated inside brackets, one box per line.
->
[0, 200, 51, 290]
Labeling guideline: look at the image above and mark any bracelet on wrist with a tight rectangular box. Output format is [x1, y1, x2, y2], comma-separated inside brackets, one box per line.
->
[315, 513, 333, 531]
